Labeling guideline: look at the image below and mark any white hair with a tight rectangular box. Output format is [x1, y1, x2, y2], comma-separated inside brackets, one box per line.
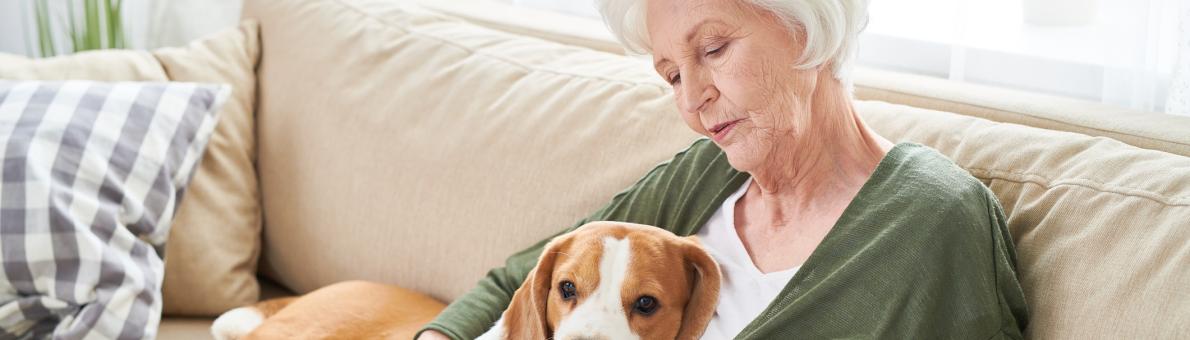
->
[596, 0, 870, 88]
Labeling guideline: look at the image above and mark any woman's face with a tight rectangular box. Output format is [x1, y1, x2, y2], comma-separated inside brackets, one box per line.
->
[647, 0, 827, 172]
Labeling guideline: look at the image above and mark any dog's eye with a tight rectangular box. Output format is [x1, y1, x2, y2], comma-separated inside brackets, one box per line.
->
[633, 295, 659, 315]
[559, 281, 577, 300]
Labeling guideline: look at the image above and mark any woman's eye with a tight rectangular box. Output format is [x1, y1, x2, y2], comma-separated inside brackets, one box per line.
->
[633, 295, 659, 315]
[559, 281, 577, 300]
[705, 42, 728, 57]
[668, 73, 681, 85]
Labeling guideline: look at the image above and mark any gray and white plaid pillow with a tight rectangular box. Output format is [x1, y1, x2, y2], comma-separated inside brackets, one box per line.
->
[0, 81, 227, 339]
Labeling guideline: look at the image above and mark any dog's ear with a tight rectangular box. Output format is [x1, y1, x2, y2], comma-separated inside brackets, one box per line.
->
[502, 234, 573, 340]
[676, 236, 721, 340]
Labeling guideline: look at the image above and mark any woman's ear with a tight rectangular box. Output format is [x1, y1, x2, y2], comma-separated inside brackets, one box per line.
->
[676, 237, 721, 340]
[502, 235, 573, 339]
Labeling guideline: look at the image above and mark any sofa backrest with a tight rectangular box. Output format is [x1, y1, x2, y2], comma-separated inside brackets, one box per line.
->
[243, 0, 1190, 338]
[242, 0, 698, 302]
[853, 69, 1190, 158]
[858, 100, 1190, 338]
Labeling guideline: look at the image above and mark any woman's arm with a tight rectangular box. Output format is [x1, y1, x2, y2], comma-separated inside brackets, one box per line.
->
[415, 330, 450, 340]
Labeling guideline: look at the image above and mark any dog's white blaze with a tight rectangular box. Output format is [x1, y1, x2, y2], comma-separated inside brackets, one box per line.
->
[554, 236, 641, 340]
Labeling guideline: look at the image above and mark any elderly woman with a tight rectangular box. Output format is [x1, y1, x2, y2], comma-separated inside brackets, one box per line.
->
[419, 0, 1028, 338]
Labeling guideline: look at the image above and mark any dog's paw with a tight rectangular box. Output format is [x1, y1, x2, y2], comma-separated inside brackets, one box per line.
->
[210, 306, 264, 340]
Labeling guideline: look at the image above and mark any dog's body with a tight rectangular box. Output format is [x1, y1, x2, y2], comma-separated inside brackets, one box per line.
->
[210, 221, 719, 340]
[210, 281, 445, 340]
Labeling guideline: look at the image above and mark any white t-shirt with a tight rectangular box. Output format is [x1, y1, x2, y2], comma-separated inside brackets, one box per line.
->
[697, 178, 799, 340]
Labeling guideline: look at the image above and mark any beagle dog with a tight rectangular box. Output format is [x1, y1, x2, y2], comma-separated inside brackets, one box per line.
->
[209, 221, 718, 340]
[478, 221, 722, 340]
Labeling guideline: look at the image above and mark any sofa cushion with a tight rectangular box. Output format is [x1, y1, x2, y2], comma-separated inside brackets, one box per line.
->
[0, 80, 226, 339]
[151, 22, 264, 317]
[0, 50, 165, 80]
[857, 100, 1190, 339]
[0, 22, 264, 316]
[158, 318, 214, 340]
[241, 0, 699, 301]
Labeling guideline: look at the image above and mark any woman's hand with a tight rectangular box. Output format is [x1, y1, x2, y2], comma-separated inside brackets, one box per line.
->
[416, 330, 451, 340]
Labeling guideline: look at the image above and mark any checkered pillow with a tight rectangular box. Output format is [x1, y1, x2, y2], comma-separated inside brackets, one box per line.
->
[0, 81, 227, 339]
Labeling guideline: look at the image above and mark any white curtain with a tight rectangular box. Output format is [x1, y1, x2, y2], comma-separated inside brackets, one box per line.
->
[859, 0, 1184, 113]
[505, 0, 1187, 114]
[507, 0, 601, 18]
[1167, 9, 1190, 116]
[148, 0, 243, 48]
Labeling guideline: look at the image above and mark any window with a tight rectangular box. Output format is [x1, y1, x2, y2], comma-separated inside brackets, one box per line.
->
[500, 0, 1188, 114]
[861, 0, 1185, 112]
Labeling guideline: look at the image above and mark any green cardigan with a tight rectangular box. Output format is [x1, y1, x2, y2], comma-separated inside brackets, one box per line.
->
[420, 139, 1029, 339]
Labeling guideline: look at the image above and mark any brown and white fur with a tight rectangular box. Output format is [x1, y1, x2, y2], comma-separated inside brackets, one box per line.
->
[209, 280, 445, 340]
[478, 221, 721, 340]
[209, 221, 719, 340]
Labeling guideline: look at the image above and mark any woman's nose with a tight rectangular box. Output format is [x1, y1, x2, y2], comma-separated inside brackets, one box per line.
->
[679, 71, 718, 115]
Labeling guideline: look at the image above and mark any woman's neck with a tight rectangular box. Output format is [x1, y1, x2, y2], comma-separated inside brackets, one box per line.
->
[746, 78, 892, 226]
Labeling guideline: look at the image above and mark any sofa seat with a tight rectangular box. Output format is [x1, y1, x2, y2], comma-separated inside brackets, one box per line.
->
[160, 318, 215, 340]
[160, 279, 295, 339]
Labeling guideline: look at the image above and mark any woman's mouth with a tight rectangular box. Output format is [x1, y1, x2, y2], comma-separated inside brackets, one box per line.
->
[709, 118, 744, 142]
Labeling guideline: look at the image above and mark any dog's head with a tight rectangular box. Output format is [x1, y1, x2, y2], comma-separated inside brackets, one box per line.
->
[501, 221, 721, 340]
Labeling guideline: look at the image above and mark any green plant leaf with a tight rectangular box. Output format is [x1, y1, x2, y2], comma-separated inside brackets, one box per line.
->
[34, 0, 55, 57]
[31, 0, 126, 56]
[65, 0, 82, 53]
[115, 0, 124, 48]
[105, 0, 124, 49]
[83, 0, 101, 51]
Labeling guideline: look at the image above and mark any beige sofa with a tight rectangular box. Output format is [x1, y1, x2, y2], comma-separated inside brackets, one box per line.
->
[4, 0, 1189, 338]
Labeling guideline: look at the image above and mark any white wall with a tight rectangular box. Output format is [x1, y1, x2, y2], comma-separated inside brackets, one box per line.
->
[148, 0, 242, 48]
